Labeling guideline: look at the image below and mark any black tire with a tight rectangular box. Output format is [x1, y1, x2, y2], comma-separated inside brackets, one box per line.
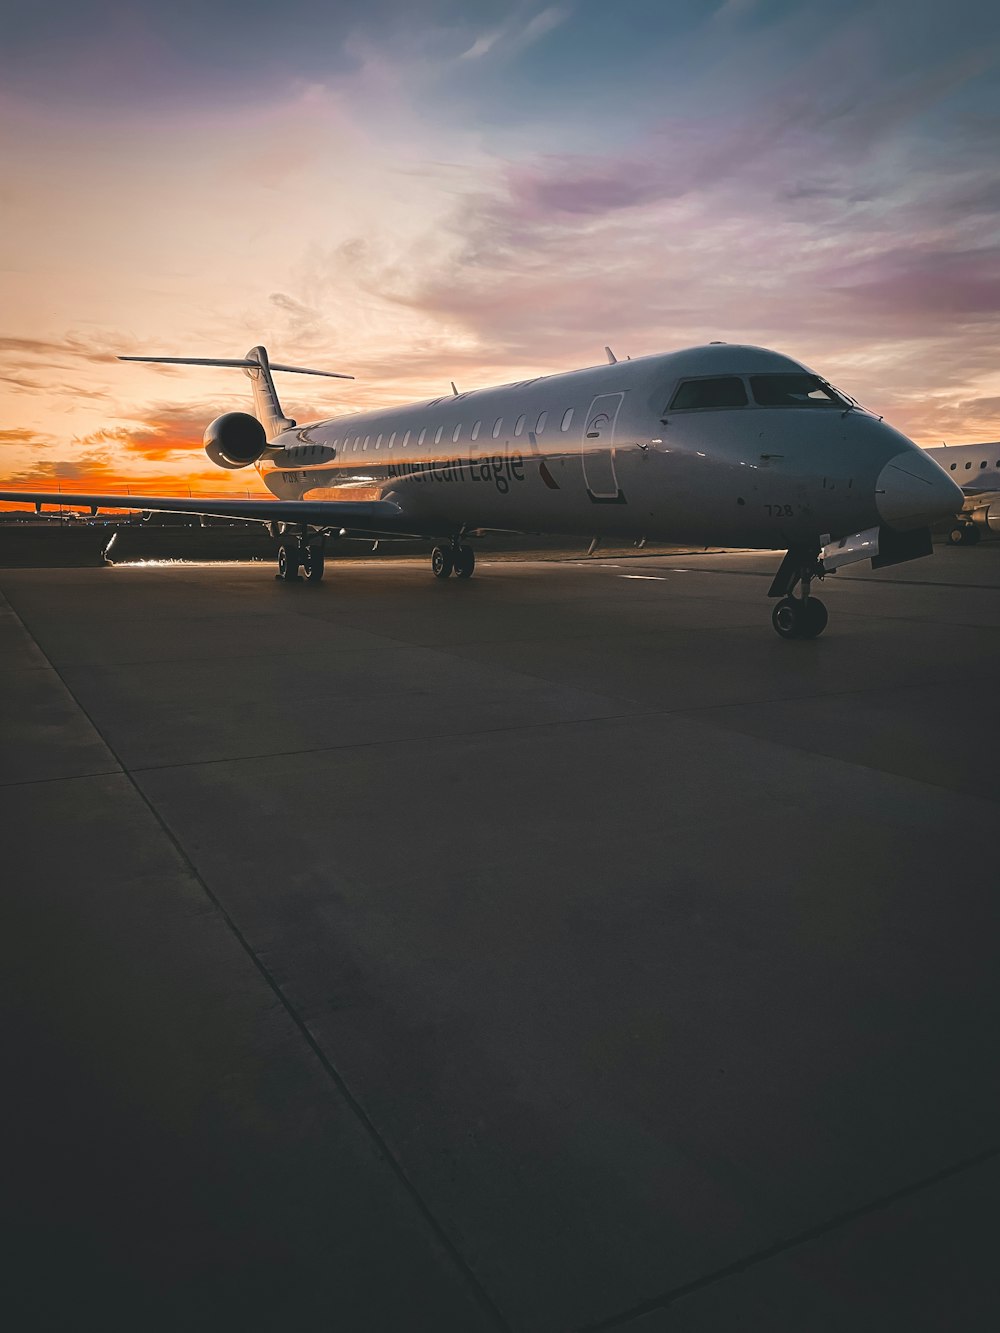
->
[431, 546, 454, 579]
[949, 524, 980, 546]
[799, 597, 828, 639]
[771, 597, 801, 639]
[302, 546, 325, 583]
[277, 544, 301, 582]
[454, 544, 475, 579]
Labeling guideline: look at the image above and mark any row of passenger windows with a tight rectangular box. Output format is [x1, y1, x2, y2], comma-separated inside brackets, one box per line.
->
[948, 459, 1000, 470]
[325, 407, 576, 454]
[668, 374, 847, 411]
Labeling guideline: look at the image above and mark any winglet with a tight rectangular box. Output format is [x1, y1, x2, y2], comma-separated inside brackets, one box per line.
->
[605, 346, 618, 365]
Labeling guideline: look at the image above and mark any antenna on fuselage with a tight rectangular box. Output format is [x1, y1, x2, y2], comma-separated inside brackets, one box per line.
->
[451, 381, 459, 396]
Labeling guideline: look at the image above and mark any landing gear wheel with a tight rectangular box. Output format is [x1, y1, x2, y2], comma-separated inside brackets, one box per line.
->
[301, 546, 325, 583]
[771, 597, 802, 640]
[771, 597, 828, 640]
[277, 543, 301, 582]
[799, 597, 828, 639]
[431, 546, 454, 579]
[453, 544, 475, 579]
[947, 523, 980, 546]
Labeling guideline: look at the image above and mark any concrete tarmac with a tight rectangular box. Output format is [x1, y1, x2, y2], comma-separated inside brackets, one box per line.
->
[2, 547, 999, 1331]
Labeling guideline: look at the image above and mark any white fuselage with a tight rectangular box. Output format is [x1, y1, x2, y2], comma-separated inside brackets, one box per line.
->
[257, 344, 961, 547]
[924, 441, 1000, 492]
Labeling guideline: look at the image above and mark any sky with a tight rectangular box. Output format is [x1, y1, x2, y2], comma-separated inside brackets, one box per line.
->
[2, 0, 999, 497]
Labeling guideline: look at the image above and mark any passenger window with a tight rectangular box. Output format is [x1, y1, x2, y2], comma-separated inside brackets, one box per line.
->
[492, 418, 503, 439]
[402, 431, 410, 447]
[535, 411, 547, 433]
[966, 462, 972, 469]
[434, 426, 443, 444]
[388, 432, 395, 448]
[981, 460, 988, 468]
[950, 463, 957, 470]
[363, 435, 370, 450]
[472, 420, 481, 440]
[561, 408, 574, 431]
[375, 433, 382, 450]
[671, 377, 748, 410]
[514, 414, 526, 436]
[418, 429, 426, 445]
[452, 423, 462, 443]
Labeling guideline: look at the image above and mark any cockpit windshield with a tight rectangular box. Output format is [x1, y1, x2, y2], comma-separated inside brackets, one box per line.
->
[669, 377, 748, 410]
[749, 374, 847, 407]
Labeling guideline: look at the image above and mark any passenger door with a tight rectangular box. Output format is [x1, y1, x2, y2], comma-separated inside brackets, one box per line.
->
[581, 393, 624, 501]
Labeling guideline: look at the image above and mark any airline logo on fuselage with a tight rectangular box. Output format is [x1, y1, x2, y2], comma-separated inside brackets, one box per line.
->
[388, 451, 527, 494]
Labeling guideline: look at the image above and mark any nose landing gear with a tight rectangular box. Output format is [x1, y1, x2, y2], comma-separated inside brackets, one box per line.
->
[769, 545, 828, 640]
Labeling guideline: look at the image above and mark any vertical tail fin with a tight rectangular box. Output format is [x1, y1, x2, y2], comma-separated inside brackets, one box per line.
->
[244, 346, 294, 440]
[117, 348, 354, 443]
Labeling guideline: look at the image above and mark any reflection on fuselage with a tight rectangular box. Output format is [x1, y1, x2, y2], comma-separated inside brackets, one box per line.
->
[259, 343, 961, 550]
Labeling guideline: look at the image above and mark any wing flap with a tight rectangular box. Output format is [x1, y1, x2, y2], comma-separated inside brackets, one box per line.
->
[0, 490, 415, 535]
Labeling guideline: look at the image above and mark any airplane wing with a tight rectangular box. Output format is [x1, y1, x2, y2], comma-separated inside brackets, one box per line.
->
[0, 490, 418, 536]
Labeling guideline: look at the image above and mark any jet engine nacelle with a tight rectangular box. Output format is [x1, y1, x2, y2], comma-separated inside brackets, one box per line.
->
[971, 502, 1000, 534]
[204, 412, 267, 470]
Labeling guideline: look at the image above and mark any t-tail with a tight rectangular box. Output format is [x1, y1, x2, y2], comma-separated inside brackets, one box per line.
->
[118, 346, 353, 442]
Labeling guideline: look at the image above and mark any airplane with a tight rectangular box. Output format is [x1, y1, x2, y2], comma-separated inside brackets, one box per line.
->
[0, 342, 963, 640]
[922, 441, 1000, 545]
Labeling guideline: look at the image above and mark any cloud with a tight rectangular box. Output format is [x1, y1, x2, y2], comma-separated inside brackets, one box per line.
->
[0, 333, 128, 364]
[0, 427, 51, 446]
[460, 4, 569, 60]
[827, 245, 1000, 323]
[8, 454, 114, 484]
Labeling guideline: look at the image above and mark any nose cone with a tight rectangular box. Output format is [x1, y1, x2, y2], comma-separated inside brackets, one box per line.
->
[876, 450, 964, 531]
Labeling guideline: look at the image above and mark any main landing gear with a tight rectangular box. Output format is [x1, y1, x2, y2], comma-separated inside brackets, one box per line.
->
[276, 534, 325, 583]
[768, 545, 828, 640]
[947, 522, 980, 546]
[431, 541, 475, 580]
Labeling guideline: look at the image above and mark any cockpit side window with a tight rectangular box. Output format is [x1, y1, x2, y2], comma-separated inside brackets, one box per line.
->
[750, 374, 846, 407]
[669, 377, 748, 410]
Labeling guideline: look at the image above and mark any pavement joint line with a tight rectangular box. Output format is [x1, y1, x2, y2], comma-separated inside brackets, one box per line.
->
[0, 766, 124, 791]
[117, 673, 1000, 817]
[578, 1142, 1000, 1332]
[10, 578, 994, 800]
[3, 595, 512, 1333]
[123, 706, 653, 776]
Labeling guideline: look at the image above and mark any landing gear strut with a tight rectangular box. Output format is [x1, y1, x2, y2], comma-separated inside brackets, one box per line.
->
[277, 532, 326, 583]
[768, 545, 828, 640]
[431, 540, 475, 580]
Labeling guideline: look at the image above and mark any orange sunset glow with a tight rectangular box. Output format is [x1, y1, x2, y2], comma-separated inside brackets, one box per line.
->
[2, 2, 999, 508]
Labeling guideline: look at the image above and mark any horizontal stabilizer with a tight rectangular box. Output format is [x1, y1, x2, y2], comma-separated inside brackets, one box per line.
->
[118, 355, 353, 380]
